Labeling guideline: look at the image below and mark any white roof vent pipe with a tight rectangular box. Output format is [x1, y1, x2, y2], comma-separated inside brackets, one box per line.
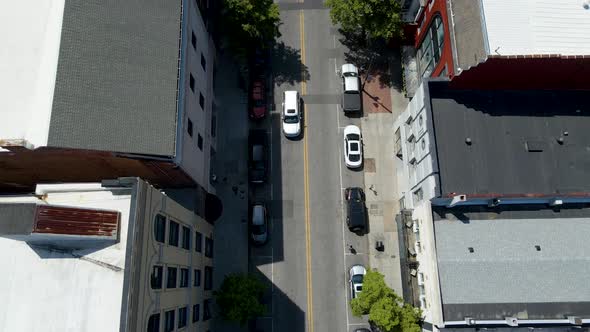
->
[447, 195, 467, 207]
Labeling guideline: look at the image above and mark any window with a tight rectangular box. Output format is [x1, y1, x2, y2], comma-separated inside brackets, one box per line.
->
[203, 299, 212, 321]
[421, 139, 426, 151]
[413, 188, 424, 203]
[164, 310, 175, 332]
[204, 266, 213, 290]
[195, 231, 203, 252]
[199, 93, 205, 109]
[417, 15, 445, 78]
[187, 118, 193, 137]
[191, 31, 196, 50]
[180, 268, 189, 288]
[151, 265, 163, 289]
[205, 237, 213, 258]
[147, 313, 160, 332]
[167, 267, 177, 289]
[154, 214, 166, 243]
[181, 226, 191, 250]
[197, 134, 203, 150]
[201, 53, 206, 71]
[189, 74, 195, 92]
[178, 307, 188, 329]
[192, 304, 200, 322]
[193, 269, 201, 287]
[169, 221, 179, 246]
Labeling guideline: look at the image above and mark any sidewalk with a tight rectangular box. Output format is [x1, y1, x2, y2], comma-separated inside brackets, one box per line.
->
[361, 51, 408, 297]
[211, 53, 249, 332]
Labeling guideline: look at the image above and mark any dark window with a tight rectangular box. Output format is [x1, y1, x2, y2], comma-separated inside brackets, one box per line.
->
[180, 268, 189, 288]
[191, 31, 196, 50]
[197, 134, 203, 151]
[205, 237, 213, 258]
[178, 307, 188, 329]
[168, 221, 179, 247]
[167, 267, 177, 289]
[204, 266, 213, 290]
[192, 304, 200, 322]
[164, 310, 175, 332]
[154, 214, 166, 243]
[181, 226, 191, 250]
[203, 299, 212, 321]
[201, 53, 206, 71]
[151, 265, 163, 289]
[199, 93, 205, 109]
[193, 269, 201, 287]
[195, 231, 202, 252]
[190, 74, 195, 92]
[187, 118, 193, 137]
[147, 313, 160, 332]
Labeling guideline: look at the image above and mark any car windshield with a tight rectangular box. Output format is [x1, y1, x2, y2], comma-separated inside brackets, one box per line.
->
[252, 224, 266, 235]
[284, 115, 299, 124]
[347, 134, 360, 141]
[349, 154, 360, 162]
[344, 90, 359, 95]
[344, 72, 358, 77]
[352, 273, 364, 283]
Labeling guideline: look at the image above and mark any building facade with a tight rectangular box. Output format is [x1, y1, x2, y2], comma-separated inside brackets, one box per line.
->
[0, 0, 217, 195]
[0, 178, 214, 332]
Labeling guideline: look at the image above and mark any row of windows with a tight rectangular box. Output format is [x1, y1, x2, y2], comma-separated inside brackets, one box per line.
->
[417, 15, 444, 78]
[151, 265, 213, 291]
[154, 214, 214, 257]
[147, 299, 212, 332]
[186, 118, 204, 150]
[188, 28, 207, 152]
[190, 31, 207, 71]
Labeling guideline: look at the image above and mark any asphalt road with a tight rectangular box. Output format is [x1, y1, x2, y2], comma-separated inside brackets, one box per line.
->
[250, 1, 371, 331]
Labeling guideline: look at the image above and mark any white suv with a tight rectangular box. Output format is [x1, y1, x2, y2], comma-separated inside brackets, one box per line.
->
[282, 90, 301, 138]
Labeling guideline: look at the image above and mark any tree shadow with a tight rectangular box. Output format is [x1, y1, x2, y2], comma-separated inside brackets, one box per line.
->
[338, 29, 403, 91]
[270, 41, 311, 86]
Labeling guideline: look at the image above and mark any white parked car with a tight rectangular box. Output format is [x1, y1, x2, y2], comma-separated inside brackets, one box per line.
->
[343, 125, 363, 168]
[349, 265, 367, 299]
[282, 90, 301, 138]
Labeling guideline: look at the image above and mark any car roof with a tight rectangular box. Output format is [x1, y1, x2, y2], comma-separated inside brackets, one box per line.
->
[284, 90, 298, 112]
[342, 63, 358, 75]
[252, 144, 264, 160]
[344, 125, 361, 136]
[344, 76, 360, 92]
[252, 205, 265, 224]
[350, 265, 366, 276]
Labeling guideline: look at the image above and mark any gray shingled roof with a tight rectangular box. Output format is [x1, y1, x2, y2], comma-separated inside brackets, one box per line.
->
[48, 0, 182, 156]
[435, 208, 590, 320]
[428, 81, 590, 196]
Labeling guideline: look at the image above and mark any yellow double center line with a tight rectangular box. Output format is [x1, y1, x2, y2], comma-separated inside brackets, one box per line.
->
[299, 7, 314, 332]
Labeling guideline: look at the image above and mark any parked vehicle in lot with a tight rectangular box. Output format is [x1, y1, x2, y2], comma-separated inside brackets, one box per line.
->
[354, 329, 371, 332]
[343, 125, 363, 168]
[249, 75, 267, 120]
[349, 264, 367, 299]
[282, 90, 302, 138]
[250, 203, 268, 245]
[341, 63, 361, 114]
[345, 187, 367, 233]
[248, 130, 267, 184]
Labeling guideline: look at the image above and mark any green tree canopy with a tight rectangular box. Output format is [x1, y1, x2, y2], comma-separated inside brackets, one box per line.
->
[219, 0, 281, 57]
[351, 269, 422, 332]
[214, 273, 267, 326]
[325, 0, 403, 40]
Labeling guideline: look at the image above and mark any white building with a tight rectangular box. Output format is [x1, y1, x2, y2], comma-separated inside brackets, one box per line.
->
[0, 0, 217, 195]
[0, 178, 214, 332]
[393, 79, 590, 331]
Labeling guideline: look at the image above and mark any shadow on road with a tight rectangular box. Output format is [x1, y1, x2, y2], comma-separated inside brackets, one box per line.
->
[338, 29, 402, 91]
[271, 41, 311, 86]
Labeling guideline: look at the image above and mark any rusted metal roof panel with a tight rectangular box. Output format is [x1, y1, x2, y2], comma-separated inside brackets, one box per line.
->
[34, 205, 119, 237]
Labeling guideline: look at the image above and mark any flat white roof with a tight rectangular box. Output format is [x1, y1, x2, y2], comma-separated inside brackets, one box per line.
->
[482, 0, 590, 56]
[0, 1, 65, 148]
[0, 183, 132, 332]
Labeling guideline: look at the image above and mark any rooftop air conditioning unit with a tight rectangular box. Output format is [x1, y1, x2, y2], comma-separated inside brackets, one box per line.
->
[505, 317, 518, 326]
[568, 316, 583, 325]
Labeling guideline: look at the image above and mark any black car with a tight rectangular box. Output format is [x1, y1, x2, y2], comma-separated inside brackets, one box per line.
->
[249, 130, 267, 184]
[345, 187, 367, 233]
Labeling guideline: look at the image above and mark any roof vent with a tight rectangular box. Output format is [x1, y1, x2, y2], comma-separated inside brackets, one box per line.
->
[563, 131, 569, 136]
[465, 317, 476, 325]
[465, 137, 472, 145]
[535, 245, 541, 251]
[468, 247, 474, 253]
[526, 141, 545, 152]
[549, 198, 563, 207]
[488, 198, 501, 207]
[568, 316, 583, 325]
[505, 317, 519, 326]
[447, 194, 467, 207]
[557, 136, 565, 145]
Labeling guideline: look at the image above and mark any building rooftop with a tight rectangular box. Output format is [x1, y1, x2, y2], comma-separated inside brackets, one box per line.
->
[433, 204, 590, 321]
[428, 80, 590, 196]
[481, 0, 590, 56]
[0, 0, 182, 155]
[0, 183, 134, 331]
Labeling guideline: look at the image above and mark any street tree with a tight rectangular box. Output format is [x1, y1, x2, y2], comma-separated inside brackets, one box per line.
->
[351, 269, 422, 332]
[219, 0, 281, 59]
[214, 273, 267, 326]
[325, 0, 403, 40]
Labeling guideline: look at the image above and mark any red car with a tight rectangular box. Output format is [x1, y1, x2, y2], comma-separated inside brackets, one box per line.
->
[249, 77, 266, 120]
